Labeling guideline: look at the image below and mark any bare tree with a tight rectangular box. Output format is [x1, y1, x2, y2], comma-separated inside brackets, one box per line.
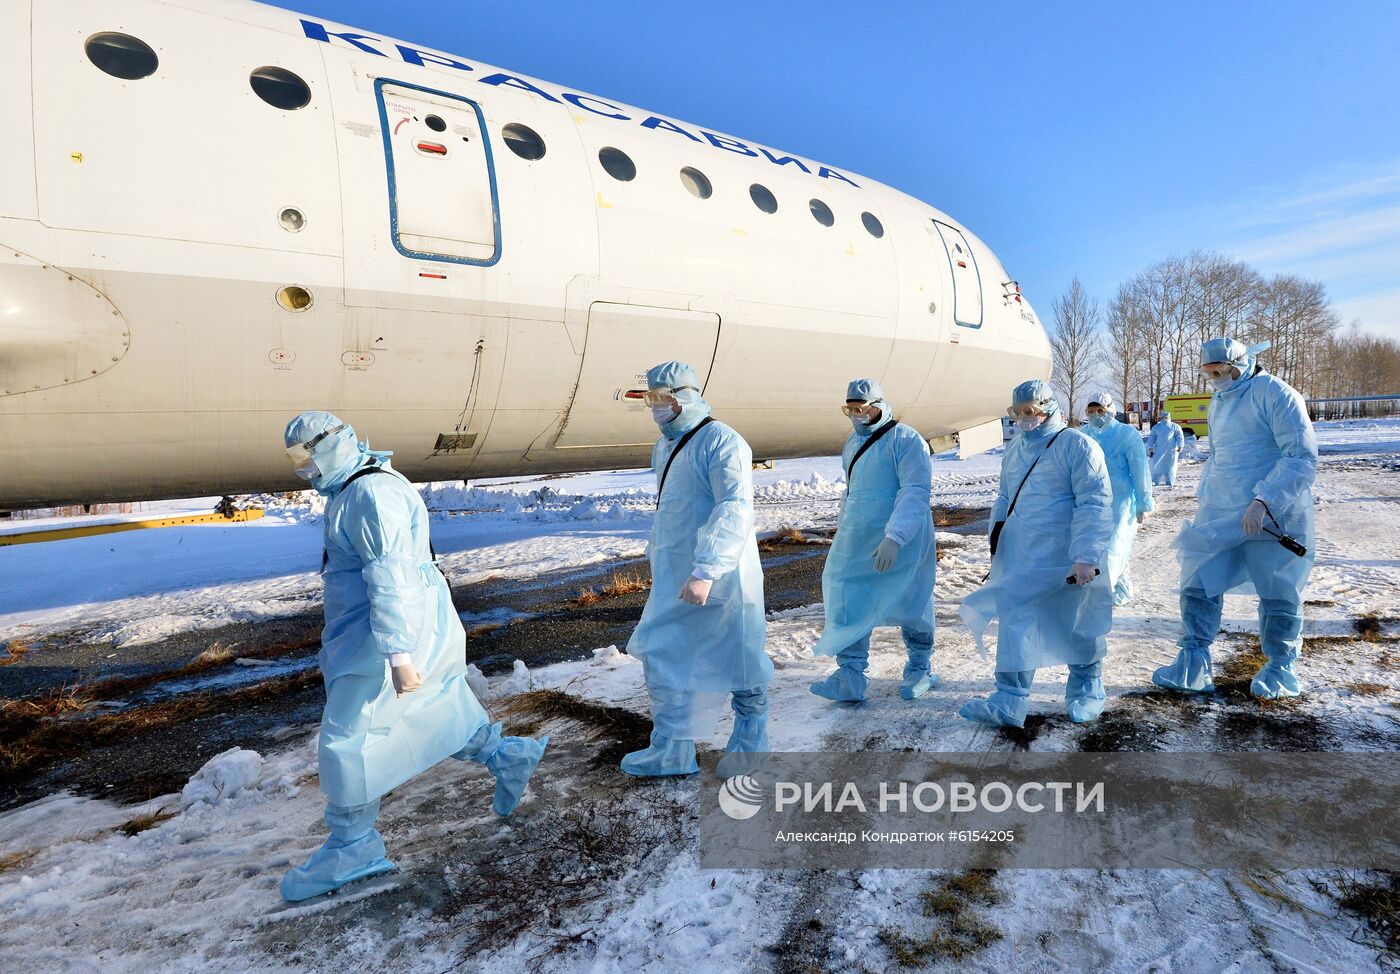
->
[1104, 283, 1146, 415]
[1049, 277, 1103, 426]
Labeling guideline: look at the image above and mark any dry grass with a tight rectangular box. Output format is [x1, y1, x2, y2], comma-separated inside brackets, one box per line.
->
[0, 684, 90, 729]
[1345, 681, 1392, 697]
[0, 638, 31, 666]
[758, 525, 809, 551]
[0, 669, 322, 787]
[118, 806, 177, 837]
[1334, 871, 1400, 962]
[1355, 614, 1397, 644]
[465, 623, 504, 640]
[572, 570, 651, 607]
[879, 869, 1005, 966]
[932, 506, 988, 529]
[1217, 638, 1270, 685]
[185, 643, 236, 670]
[0, 849, 38, 874]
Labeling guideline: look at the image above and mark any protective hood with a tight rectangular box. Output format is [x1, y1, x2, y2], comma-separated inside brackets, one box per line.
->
[283, 410, 392, 495]
[646, 361, 713, 441]
[1201, 337, 1271, 376]
[846, 377, 890, 435]
[1011, 380, 1064, 441]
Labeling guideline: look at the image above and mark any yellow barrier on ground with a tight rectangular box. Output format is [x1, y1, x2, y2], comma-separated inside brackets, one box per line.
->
[0, 508, 265, 546]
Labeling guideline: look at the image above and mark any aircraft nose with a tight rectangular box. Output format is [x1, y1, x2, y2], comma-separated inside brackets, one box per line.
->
[0, 249, 130, 397]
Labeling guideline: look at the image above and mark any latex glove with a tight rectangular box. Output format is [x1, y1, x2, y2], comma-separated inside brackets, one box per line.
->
[1068, 562, 1098, 586]
[679, 576, 713, 606]
[391, 662, 423, 697]
[873, 537, 901, 573]
[1242, 499, 1267, 537]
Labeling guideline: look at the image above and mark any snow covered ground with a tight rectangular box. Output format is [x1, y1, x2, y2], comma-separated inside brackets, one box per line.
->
[1, 419, 1397, 972]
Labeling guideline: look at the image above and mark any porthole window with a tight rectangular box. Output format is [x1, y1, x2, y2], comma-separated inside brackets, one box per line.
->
[425, 114, 447, 133]
[503, 123, 546, 161]
[85, 33, 158, 80]
[276, 286, 313, 312]
[809, 199, 835, 227]
[598, 146, 636, 181]
[249, 66, 311, 110]
[278, 207, 306, 232]
[861, 211, 885, 239]
[749, 183, 778, 214]
[680, 167, 712, 199]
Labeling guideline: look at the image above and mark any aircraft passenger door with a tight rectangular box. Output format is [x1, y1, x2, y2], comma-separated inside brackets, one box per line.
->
[375, 80, 499, 264]
[930, 221, 984, 328]
[554, 303, 721, 448]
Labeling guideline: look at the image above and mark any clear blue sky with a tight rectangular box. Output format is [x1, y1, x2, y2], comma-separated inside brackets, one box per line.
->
[266, 0, 1400, 340]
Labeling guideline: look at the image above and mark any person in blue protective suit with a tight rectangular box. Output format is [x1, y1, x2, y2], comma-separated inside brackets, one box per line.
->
[1153, 339, 1317, 700]
[623, 362, 773, 777]
[278, 411, 548, 902]
[1147, 414, 1185, 487]
[958, 380, 1115, 727]
[1082, 391, 1154, 606]
[810, 379, 939, 702]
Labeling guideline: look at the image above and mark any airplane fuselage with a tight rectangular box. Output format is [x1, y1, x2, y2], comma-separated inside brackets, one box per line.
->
[0, 0, 1051, 509]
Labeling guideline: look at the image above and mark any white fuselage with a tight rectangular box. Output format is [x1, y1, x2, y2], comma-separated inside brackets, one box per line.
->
[0, 0, 1051, 509]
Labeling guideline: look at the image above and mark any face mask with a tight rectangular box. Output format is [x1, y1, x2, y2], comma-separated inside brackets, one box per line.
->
[1209, 374, 1236, 393]
[1015, 416, 1043, 433]
[651, 405, 677, 425]
[1088, 414, 1111, 429]
[294, 461, 320, 481]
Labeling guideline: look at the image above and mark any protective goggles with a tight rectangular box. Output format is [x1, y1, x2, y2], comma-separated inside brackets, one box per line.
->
[642, 386, 697, 407]
[284, 423, 346, 467]
[1201, 363, 1236, 380]
[1085, 404, 1110, 414]
[841, 401, 872, 417]
[1007, 403, 1049, 419]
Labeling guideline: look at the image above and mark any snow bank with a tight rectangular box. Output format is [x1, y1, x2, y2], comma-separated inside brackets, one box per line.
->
[181, 747, 265, 808]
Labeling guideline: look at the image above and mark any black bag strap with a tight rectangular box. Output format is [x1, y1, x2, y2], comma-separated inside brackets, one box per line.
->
[320, 461, 441, 574]
[657, 417, 715, 507]
[987, 427, 1067, 568]
[845, 418, 899, 482]
[1004, 427, 1066, 523]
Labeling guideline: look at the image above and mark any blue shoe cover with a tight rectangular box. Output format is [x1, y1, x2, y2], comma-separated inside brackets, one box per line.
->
[810, 665, 867, 702]
[1113, 577, 1133, 607]
[485, 733, 549, 816]
[1066, 664, 1106, 723]
[959, 673, 1031, 728]
[1152, 647, 1215, 693]
[280, 835, 395, 903]
[957, 696, 1027, 729]
[1251, 662, 1301, 700]
[899, 663, 941, 701]
[717, 709, 769, 778]
[621, 732, 698, 777]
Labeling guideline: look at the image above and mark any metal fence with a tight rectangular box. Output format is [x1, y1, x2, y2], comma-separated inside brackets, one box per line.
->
[1305, 394, 1400, 421]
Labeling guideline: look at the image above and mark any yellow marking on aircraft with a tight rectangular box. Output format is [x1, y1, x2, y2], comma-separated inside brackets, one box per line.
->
[0, 508, 265, 546]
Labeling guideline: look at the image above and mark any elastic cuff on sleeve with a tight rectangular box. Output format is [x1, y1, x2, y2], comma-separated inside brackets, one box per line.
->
[691, 565, 721, 582]
[388, 653, 412, 667]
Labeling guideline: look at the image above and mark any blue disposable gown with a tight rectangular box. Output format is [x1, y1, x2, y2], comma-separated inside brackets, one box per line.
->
[1083, 418, 1154, 602]
[1174, 369, 1316, 602]
[626, 400, 772, 709]
[318, 459, 488, 808]
[1147, 420, 1185, 485]
[814, 414, 936, 655]
[960, 417, 1115, 670]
